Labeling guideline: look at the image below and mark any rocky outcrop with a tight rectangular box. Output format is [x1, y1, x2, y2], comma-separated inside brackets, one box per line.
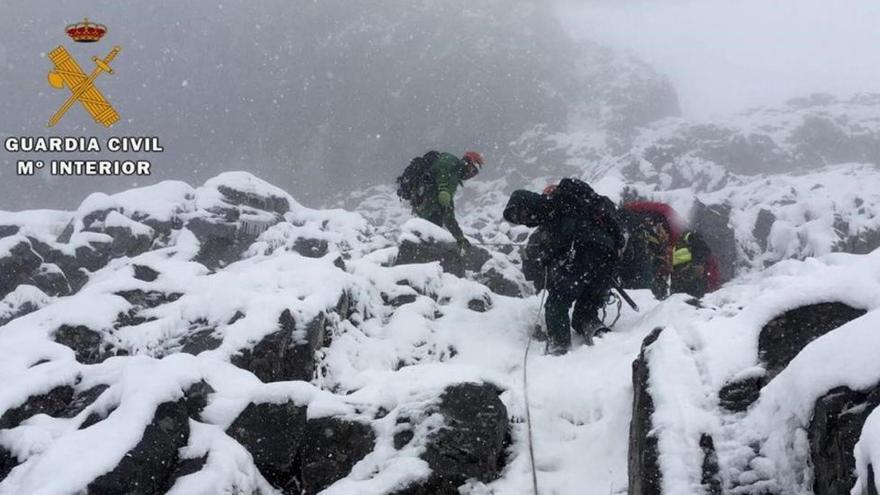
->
[397, 239, 465, 276]
[0, 446, 17, 481]
[186, 216, 246, 269]
[627, 94, 880, 184]
[226, 400, 307, 491]
[628, 327, 664, 495]
[60, 385, 109, 421]
[231, 309, 328, 383]
[301, 417, 376, 494]
[53, 325, 108, 365]
[87, 399, 190, 494]
[868, 464, 879, 495]
[759, 302, 866, 379]
[400, 383, 509, 494]
[809, 385, 880, 495]
[690, 201, 737, 284]
[477, 268, 524, 298]
[179, 328, 223, 356]
[718, 374, 765, 413]
[25, 237, 88, 294]
[396, 240, 491, 277]
[216, 184, 290, 215]
[700, 433, 722, 495]
[718, 303, 866, 414]
[753, 209, 776, 253]
[222, 385, 508, 494]
[0, 225, 20, 239]
[0, 239, 41, 299]
[0, 385, 75, 430]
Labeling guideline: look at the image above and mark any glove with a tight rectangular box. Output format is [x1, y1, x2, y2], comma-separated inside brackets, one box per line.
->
[438, 191, 452, 208]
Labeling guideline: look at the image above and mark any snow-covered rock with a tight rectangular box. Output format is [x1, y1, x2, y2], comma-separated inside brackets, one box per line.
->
[0, 172, 525, 495]
[3, 168, 880, 495]
[628, 249, 880, 494]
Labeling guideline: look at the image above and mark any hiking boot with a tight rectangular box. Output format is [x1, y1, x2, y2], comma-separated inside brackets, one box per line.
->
[545, 341, 569, 356]
[581, 320, 611, 346]
[531, 324, 548, 342]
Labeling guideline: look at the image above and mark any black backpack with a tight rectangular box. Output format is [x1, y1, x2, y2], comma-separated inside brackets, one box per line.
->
[396, 151, 440, 203]
[550, 178, 626, 252]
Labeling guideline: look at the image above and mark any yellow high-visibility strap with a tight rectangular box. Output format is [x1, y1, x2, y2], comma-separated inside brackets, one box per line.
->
[673, 247, 692, 267]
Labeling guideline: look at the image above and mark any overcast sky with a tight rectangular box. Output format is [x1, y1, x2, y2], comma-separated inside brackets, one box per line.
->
[558, 0, 880, 118]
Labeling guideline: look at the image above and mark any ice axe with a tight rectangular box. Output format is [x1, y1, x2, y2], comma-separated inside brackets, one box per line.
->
[611, 279, 639, 312]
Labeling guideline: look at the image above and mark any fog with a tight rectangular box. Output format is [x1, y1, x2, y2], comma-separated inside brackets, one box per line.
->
[1, 0, 878, 211]
[559, 0, 880, 117]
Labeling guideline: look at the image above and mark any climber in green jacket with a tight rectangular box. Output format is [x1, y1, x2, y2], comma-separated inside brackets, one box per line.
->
[397, 150, 484, 249]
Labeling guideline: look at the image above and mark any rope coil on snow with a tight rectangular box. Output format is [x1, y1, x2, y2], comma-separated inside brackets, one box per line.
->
[523, 268, 548, 495]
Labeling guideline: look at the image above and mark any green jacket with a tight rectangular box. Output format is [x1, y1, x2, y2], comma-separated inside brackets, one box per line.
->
[413, 152, 467, 243]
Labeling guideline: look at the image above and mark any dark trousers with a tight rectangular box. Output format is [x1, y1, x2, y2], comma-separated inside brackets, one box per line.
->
[544, 246, 615, 348]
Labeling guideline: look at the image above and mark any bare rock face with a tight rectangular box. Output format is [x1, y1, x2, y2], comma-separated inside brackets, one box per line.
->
[226, 400, 307, 492]
[0, 239, 42, 299]
[396, 239, 465, 277]
[753, 209, 776, 252]
[690, 200, 737, 284]
[809, 385, 880, 495]
[231, 309, 328, 383]
[0, 385, 75, 430]
[179, 328, 223, 356]
[86, 399, 190, 495]
[26, 237, 89, 294]
[868, 465, 880, 495]
[700, 433, 722, 495]
[718, 375, 765, 413]
[477, 268, 524, 297]
[300, 417, 376, 494]
[759, 302, 866, 379]
[292, 238, 329, 258]
[0, 446, 17, 482]
[53, 325, 108, 365]
[628, 327, 664, 495]
[185, 216, 245, 269]
[132, 264, 160, 282]
[398, 383, 509, 494]
[29, 264, 71, 297]
[216, 184, 290, 215]
[59, 385, 110, 422]
[0, 225, 20, 239]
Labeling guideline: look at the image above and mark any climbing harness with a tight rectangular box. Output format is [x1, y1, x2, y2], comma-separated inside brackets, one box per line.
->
[522, 269, 547, 495]
[601, 292, 624, 329]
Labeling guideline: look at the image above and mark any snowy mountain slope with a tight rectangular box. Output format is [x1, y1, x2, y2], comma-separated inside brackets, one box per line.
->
[2, 169, 880, 495]
[0, 172, 646, 494]
[507, 93, 880, 196]
[631, 250, 880, 495]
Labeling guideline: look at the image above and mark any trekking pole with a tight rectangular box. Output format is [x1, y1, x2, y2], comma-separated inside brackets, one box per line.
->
[610, 278, 639, 312]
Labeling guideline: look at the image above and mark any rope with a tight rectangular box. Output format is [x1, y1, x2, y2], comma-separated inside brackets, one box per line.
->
[523, 268, 548, 495]
[470, 241, 526, 247]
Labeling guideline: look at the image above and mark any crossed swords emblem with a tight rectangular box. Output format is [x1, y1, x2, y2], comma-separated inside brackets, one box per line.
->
[47, 45, 121, 127]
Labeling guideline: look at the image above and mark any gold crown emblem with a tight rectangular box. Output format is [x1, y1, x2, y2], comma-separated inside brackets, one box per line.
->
[65, 18, 107, 43]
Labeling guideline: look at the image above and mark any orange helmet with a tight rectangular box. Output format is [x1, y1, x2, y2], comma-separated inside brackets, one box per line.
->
[462, 151, 484, 166]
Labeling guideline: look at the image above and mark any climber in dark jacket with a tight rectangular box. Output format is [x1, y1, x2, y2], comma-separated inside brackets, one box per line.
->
[671, 230, 719, 298]
[505, 178, 626, 355]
